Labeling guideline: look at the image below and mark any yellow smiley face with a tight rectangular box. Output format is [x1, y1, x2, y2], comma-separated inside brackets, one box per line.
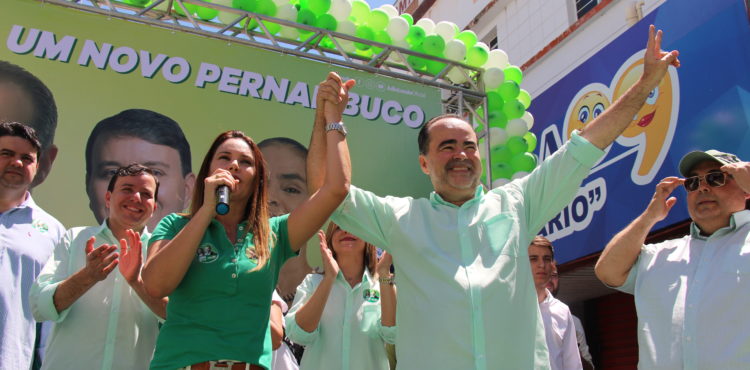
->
[566, 90, 610, 140]
[612, 57, 678, 182]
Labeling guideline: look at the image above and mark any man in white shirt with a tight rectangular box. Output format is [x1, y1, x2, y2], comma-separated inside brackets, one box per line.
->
[596, 150, 750, 368]
[30, 164, 167, 369]
[529, 236, 582, 370]
[546, 268, 594, 369]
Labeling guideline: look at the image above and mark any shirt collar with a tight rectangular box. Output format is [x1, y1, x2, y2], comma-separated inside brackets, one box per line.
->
[690, 210, 750, 240]
[429, 185, 485, 208]
[98, 219, 151, 244]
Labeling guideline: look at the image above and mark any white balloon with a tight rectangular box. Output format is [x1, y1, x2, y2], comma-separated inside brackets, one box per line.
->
[279, 26, 298, 40]
[387, 39, 409, 64]
[415, 18, 435, 34]
[386, 16, 409, 41]
[275, 3, 297, 21]
[337, 19, 356, 35]
[485, 49, 509, 69]
[271, 0, 288, 6]
[492, 178, 511, 188]
[215, 0, 235, 24]
[489, 127, 508, 147]
[330, 0, 353, 22]
[522, 111, 535, 130]
[506, 119, 529, 137]
[446, 68, 468, 84]
[483, 67, 505, 90]
[379, 4, 398, 18]
[335, 20, 357, 53]
[444, 39, 466, 61]
[434, 21, 457, 42]
[153, 0, 170, 11]
[511, 171, 529, 180]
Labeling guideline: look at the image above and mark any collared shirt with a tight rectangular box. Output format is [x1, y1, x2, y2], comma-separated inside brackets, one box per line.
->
[286, 271, 396, 370]
[540, 290, 583, 370]
[29, 221, 157, 370]
[148, 213, 294, 370]
[0, 194, 63, 370]
[617, 209, 750, 369]
[331, 132, 603, 370]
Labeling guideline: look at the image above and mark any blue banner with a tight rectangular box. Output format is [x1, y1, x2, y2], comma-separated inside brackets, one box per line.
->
[531, 0, 750, 263]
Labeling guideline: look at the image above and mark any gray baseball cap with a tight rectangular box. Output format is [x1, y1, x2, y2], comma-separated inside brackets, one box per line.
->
[679, 149, 742, 177]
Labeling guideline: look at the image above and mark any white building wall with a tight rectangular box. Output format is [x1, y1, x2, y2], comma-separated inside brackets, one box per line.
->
[422, 0, 666, 97]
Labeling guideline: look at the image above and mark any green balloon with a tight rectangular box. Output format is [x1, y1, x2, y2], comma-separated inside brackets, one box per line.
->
[407, 46, 427, 70]
[372, 30, 392, 53]
[502, 99, 525, 120]
[406, 25, 426, 47]
[491, 162, 514, 181]
[466, 45, 488, 68]
[488, 110, 508, 129]
[317, 13, 338, 31]
[401, 13, 414, 26]
[504, 65, 523, 84]
[350, 0, 370, 25]
[426, 58, 446, 75]
[231, 0, 256, 12]
[368, 9, 389, 31]
[196, 1, 218, 20]
[422, 35, 445, 56]
[174, 2, 197, 16]
[487, 91, 504, 112]
[456, 30, 477, 48]
[518, 89, 531, 109]
[510, 152, 537, 172]
[497, 81, 520, 100]
[126, 0, 150, 7]
[506, 136, 527, 154]
[262, 20, 281, 34]
[490, 145, 513, 165]
[307, 0, 331, 16]
[355, 25, 375, 50]
[476, 105, 485, 120]
[257, 0, 276, 15]
[296, 8, 317, 35]
[523, 132, 537, 152]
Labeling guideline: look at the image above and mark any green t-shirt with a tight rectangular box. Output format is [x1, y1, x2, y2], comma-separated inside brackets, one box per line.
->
[148, 213, 294, 370]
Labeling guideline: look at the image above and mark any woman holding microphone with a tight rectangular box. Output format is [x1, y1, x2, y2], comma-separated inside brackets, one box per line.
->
[142, 72, 355, 370]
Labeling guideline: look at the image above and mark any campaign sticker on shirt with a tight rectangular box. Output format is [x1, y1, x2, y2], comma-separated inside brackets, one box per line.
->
[245, 246, 258, 264]
[363, 289, 380, 302]
[196, 243, 219, 263]
[32, 219, 49, 233]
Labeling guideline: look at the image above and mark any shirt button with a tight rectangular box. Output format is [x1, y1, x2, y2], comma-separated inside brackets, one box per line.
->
[232, 258, 237, 263]
[686, 336, 692, 342]
[231, 273, 237, 279]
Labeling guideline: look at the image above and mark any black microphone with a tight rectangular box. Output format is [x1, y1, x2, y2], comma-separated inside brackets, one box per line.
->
[216, 185, 230, 215]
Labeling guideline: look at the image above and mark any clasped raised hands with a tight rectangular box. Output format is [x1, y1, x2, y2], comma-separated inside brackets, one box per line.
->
[316, 71, 356, 124]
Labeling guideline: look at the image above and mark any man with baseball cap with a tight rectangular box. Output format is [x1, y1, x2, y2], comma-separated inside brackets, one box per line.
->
[595, 149, 750, 368]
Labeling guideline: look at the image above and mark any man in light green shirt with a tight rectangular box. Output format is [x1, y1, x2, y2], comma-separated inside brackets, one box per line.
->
[308, 26, 679, 369]
[30, 164, 167, 370]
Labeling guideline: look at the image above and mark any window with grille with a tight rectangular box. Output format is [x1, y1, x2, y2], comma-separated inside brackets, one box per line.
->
[576, 0, 601, 18]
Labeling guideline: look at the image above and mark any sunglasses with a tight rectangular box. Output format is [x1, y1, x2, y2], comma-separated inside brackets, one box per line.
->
[683, 172, 731, 192]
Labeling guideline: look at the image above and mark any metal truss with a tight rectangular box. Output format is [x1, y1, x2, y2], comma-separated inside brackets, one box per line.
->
[39, 0, 492, 185]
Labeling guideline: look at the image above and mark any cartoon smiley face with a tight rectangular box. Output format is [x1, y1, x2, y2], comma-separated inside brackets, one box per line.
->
[612, 56, 679, 184]
[565, 88, 611, 140]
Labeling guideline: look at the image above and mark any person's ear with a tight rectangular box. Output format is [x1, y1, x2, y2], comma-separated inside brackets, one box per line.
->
[419, 154, 429, 175]
[182, 172, 197, 210]
[30, 144, 57, 188]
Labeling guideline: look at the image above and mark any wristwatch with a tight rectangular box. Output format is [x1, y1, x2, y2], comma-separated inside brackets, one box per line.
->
[325, 121, 348, 137]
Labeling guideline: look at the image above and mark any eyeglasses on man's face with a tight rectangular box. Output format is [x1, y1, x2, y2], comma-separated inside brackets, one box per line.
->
[683, 171, 731, 192]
